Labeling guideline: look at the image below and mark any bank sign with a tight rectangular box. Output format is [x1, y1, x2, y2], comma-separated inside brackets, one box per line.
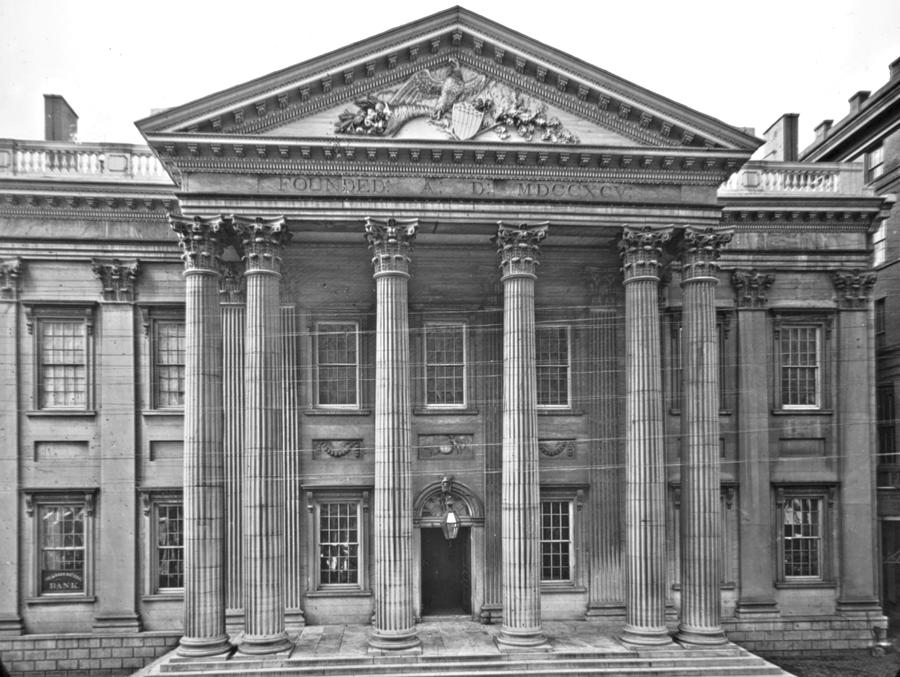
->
[42, 570, 84, 593]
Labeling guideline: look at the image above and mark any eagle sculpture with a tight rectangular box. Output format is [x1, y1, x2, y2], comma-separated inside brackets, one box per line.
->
[391, 58, 487, 119]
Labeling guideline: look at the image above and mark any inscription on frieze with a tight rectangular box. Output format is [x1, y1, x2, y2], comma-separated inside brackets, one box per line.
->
[417, 434, 474, 459]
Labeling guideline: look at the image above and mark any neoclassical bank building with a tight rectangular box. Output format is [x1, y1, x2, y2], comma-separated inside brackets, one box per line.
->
[0, 7, 893, 674]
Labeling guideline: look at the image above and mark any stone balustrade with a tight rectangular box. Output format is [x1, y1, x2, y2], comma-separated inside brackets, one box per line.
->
[0, 139, 171, 183]
[719, 161, 866, 195]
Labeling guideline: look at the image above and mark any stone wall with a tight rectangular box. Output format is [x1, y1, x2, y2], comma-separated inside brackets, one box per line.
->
[725, 616, 882, 655]
[0, 631, 179, 677]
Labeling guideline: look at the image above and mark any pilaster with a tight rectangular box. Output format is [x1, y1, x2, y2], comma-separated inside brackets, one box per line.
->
[170, 215, 231, 656]
[365, 217, 421, 653]
[234, 216, 293, 655]
[91, 258, 142, 632]
[676, 226, 732, 646]
[619, 225, 673, 646]
[494, 221, 548, 649]
[0, 259, 23, 634]
[731, 269, 779, 619]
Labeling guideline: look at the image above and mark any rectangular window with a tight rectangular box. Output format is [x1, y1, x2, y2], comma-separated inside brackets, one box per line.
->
[424, 324, 466, 407]
[39, 504, 86, 594]
[153, 320, 185, 408]
[536, 325, 570, 407]
[316, 322, 359, 407]
[540, 500, 573, 582]
[874, 222, 887, 267]
[876, 298, 887, 349]
[866, 144, 885, 183]
[38, 320, 87, 409]
[780, 325, 821, 409]
[781, 495, 822, 579]
[155, 503, 184, 592]
[878, 384, 897, 464]
[318, 502, 360, 586]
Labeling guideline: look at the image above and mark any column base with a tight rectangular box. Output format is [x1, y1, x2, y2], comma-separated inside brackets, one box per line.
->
[177, 634, 233, 658]
[367, 627, 421, 654]
[496, 625, 548, 650]
[92, 612, 142, 633]
[237, 631, 293, 655]
[836, 598, 884, 617]
[620, 624, 673, 647]
[0, 614, 24, 636]
[676, 624, 728, 646]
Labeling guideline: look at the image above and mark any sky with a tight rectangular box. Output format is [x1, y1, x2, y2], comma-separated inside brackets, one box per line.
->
[1, 0, 899, 152]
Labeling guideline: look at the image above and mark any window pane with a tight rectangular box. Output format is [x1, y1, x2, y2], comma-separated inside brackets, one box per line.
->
[319, 502, 359, 585]
[781, 326, 820, 407]
[317, 324, 358, 406]
[782, 496, 822, 578]
[156, 503, 184, 590]
[39, 505, 85, 593]
[154, 321, 185, 408]
[39, 321, 86, 408]
[540, 500, 571, 581]
[537, 326, 569, 407]
[425, 325, 465, 405]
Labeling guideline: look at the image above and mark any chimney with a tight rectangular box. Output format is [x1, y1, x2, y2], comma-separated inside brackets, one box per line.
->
[814, 119, 833, 143]
[848, 90, 871, 115]
[891, 56, 900, 81]
[759, 113, 799, 161]
[43, 94, 78, 142]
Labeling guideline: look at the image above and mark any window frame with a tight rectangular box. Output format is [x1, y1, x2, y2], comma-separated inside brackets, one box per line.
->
[538, 486, 585, 590]
[773, 314, 831, 412]
[24, 489, 96, 602]
[140, 490, 184, 597]
[536, 324, 571, 410]
[865, 143, 885, 184]
[314, 321, 361, 410]
[149, 312, 185, 411]
[26, 305, 95, 413]
[774, 485, 836, 587]
[423, 322, 467, 409]
[305, 487, 371, 596]
[874, 221, 887, 267]
[878, 384, 897, 465]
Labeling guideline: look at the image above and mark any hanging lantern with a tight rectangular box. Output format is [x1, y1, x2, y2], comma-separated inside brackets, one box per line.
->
[441, 497, 460, 541]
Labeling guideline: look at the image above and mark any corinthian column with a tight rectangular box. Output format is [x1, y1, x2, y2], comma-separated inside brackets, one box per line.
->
[676, 226, 732, 646]
[365, 217, 420, 653]
[619, 225, 673, 646]
[170, 215, 230, 657]
[494, 222, 548, 649]
[234, 216, 292, 655]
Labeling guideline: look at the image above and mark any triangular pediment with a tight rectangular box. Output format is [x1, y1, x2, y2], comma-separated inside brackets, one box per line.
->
[137, 7, 759, 154]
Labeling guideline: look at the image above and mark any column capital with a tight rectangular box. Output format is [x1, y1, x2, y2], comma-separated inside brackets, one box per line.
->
[365, 217, 418, 276]
[233, 215, 290, 274]
[833, 268, 876, 308]
[619, 225, 673, 283]
[493, 221, 548, 280]
[732, 269, 775, 309]
[91, 258, 140, 302]
[0, 258, 23, 301]
[169, 214, 230, 273]
[679, 226, 732, 284]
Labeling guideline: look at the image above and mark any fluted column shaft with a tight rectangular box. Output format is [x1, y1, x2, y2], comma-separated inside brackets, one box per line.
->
[236, 216, 292, 655]
[620, 226, 673, 646]
[366, 217, 420, 652]
[171, 216, 230, 657]
[495, 222, 548, 648]
[677, 227, 732, 646]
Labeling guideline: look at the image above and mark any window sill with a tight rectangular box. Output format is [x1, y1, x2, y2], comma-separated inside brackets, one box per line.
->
[305, 409, 372, 417]
[26, 410, 97, 418]
[540, 584, 586, 594]
[538, 409, 584, 417]
[774, 580, 836, 589]
[414, 407, 479, 416]
[26, 595, 96, 605]
[306, 589, 372, 598]
[141, 593, 184, 602]
[771, 409, 833, 417]
[669, 409, 733, 417]
[141, 410, 184, 418]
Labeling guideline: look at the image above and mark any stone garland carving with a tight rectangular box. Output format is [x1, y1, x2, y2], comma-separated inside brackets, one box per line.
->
[312, 439, 363, 459]
[417, 434, 474, 459]
[0, 258, 23, 300]
[334, 58, 578, 144]
[538, 439, 576, 458]
[91, 258, 141, 302]
[731, 269, 775, 308]
[833, 269, 876, 308]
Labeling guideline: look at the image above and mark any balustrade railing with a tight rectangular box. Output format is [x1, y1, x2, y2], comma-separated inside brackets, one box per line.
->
[720, 161, 866, 195]
[0, 139, 171, 184]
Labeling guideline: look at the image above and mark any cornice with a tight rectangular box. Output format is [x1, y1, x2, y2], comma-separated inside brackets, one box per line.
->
[0, 189, 174, 222]
[720, 209, 877, 232]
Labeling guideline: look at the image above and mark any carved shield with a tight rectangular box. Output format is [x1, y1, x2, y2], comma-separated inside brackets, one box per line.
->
[450, 102, 484, 140]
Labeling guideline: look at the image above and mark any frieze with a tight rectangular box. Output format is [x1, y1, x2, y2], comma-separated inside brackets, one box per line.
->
[417, 434, 474, 459]
[312, 439, 363, 459]
[539, 439, 576, 458]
